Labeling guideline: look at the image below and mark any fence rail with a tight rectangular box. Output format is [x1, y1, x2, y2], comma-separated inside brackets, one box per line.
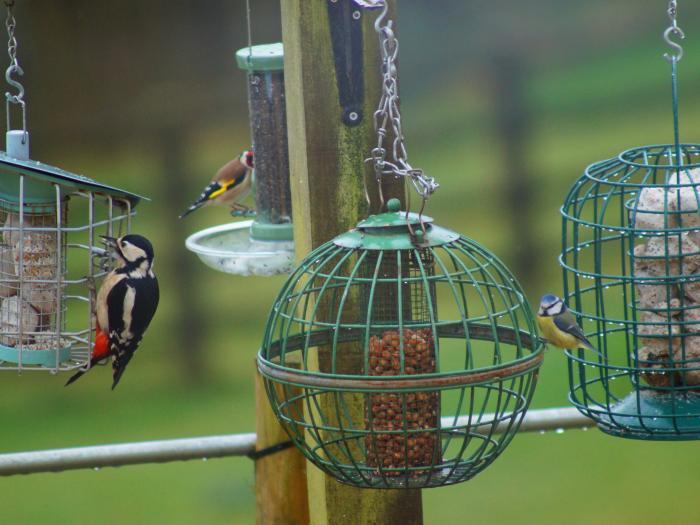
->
[0, 407, 592, 476]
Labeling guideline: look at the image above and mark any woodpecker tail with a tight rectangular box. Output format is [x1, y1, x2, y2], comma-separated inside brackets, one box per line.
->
[64, 356, 102, 386]
[111, 353, 135, 390]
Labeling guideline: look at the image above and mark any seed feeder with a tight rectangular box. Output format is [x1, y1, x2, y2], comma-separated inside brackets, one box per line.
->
[186, 42, 294, 276]
[0, 3, 143, 372]
[258, 4, 543, 489]
[561, 1, 700, 439]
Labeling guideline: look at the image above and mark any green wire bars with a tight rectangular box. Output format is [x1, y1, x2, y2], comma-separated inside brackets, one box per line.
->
[562, 145, 700, 440]
[561, 3, 700, 440]
[258, 199, 544, 488]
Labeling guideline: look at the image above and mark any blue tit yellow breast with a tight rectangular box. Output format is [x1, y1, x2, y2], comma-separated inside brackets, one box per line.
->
[537, 315, 582, 350]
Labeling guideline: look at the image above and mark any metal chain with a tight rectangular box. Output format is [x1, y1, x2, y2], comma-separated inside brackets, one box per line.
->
[663, 0, 684, 63]
[366, 1, 438, 210]
[4, 0, 26, 135]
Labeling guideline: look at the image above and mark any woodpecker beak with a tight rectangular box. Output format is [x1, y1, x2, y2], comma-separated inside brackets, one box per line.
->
[100, 235, 123, 259]
[100, 235, 117, 246]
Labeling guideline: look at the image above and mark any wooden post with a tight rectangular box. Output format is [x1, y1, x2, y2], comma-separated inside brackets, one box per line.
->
[255, 360, 310, 525]
[281, 1, 422, 524]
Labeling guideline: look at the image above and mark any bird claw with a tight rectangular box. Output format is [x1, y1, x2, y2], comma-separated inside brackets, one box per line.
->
[85, 275, 97, 294]
[230, 205, 256, 218]
[84, 275, 98, 316]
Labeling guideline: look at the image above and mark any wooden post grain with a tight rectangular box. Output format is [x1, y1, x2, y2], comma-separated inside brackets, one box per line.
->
[281, 1, 422, 524]
[255, 360, 310, 525]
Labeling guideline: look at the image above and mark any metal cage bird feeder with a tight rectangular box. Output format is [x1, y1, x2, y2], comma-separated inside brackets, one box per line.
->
[186, 42, 294, 276]
[0, 3, 143, 372]
[561, 2, 700, 439]
[0, 139, 142, 372]
[258, 198, 544, 489]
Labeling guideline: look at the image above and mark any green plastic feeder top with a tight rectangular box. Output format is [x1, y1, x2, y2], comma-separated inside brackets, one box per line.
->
[236, 42, 284, 72]
[0, 132, 144, 211]
[334, 198, 459, 250]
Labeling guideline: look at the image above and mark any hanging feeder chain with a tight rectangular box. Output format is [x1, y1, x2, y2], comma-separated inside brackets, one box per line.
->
[4, 0, 26, 137]
[365, 1, 438, 213]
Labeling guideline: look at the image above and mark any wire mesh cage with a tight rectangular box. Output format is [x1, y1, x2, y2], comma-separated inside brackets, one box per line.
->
[258, 199, 544, 488]
[562, 144, 700, 440]
[0, 152, 141, 372]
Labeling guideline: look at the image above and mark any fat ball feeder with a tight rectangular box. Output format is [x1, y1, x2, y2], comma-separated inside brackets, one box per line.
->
[561, 1, 700, 439]
[186, 43, 294, 276]
[0, 2, 143, 372]
[258, 3, 543, 489]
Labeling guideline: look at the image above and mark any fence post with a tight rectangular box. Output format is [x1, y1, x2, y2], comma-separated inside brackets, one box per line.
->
[280, 1, 422, 524]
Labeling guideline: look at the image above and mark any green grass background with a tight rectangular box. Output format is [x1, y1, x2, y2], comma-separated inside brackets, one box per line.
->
[4, 3, 700, 524]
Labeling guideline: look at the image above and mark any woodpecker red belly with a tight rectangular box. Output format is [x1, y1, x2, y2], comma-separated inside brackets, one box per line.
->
[91, 325, 109, 361]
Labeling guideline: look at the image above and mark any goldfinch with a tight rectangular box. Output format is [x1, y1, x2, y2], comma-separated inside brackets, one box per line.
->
[179, 150, 254, 219]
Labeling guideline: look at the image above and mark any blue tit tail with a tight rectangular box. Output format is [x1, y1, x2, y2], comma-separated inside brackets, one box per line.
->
[578, 337, 606, 360]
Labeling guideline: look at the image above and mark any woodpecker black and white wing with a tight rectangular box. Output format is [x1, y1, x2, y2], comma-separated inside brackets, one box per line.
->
[107, 275, 159, 389]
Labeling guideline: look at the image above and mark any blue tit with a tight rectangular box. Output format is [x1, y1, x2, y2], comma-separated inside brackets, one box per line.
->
[536, 293, 604, 358]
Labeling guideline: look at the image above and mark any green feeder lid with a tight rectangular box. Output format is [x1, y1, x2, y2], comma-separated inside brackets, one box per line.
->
[236, 43, 284, 72]
[334, 197, 459, 250]
[0, 151, 145, 209]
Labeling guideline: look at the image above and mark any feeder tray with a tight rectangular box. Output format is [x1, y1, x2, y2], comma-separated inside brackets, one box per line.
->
[259, 198, 544, 489]
[185, 220, 294, 277]
[186, 42, 294, 276]
[562, 144, 700, 440]
[0, 131, 144, 373]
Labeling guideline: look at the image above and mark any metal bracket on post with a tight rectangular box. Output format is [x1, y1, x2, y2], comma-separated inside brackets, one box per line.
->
[327, 0, 364, 126]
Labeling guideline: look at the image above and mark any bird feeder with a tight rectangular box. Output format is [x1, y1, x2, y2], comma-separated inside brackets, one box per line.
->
[561, 3, 700, 440]
[562, 145, 700, 439]
[186, 42, 294, 276]
[0, 132, 142, 372]
[258, 198, 544, 488]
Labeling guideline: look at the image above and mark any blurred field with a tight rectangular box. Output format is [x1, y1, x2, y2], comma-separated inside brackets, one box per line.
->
[3, 2, 700, 524]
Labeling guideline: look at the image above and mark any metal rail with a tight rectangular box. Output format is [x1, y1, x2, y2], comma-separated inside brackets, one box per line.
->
[0, 408, 593, 476]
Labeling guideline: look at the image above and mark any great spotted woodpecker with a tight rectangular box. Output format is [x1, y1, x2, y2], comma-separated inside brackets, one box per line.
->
[66, 234, 159, 389]
[179, 150, 254, 218]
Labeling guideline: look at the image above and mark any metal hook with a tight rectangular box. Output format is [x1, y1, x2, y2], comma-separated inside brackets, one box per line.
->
[5, 62, 23, 103]
[663, 25, 685, 63]
[373, 1, 389, 34]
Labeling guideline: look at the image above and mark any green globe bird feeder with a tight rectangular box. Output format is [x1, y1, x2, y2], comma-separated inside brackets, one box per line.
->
[258, 199, 544, 488]
[561, 2, 700, 439]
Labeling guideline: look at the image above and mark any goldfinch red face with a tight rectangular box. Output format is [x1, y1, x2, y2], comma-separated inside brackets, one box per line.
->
[240, 150, 254, 169]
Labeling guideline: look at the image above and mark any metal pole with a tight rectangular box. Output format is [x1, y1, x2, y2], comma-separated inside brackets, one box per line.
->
[0, 433, 256, 476]
[0, 408, 593, 477]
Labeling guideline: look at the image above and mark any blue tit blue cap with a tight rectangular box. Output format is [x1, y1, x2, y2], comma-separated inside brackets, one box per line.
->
[540, 293, 560, 305]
